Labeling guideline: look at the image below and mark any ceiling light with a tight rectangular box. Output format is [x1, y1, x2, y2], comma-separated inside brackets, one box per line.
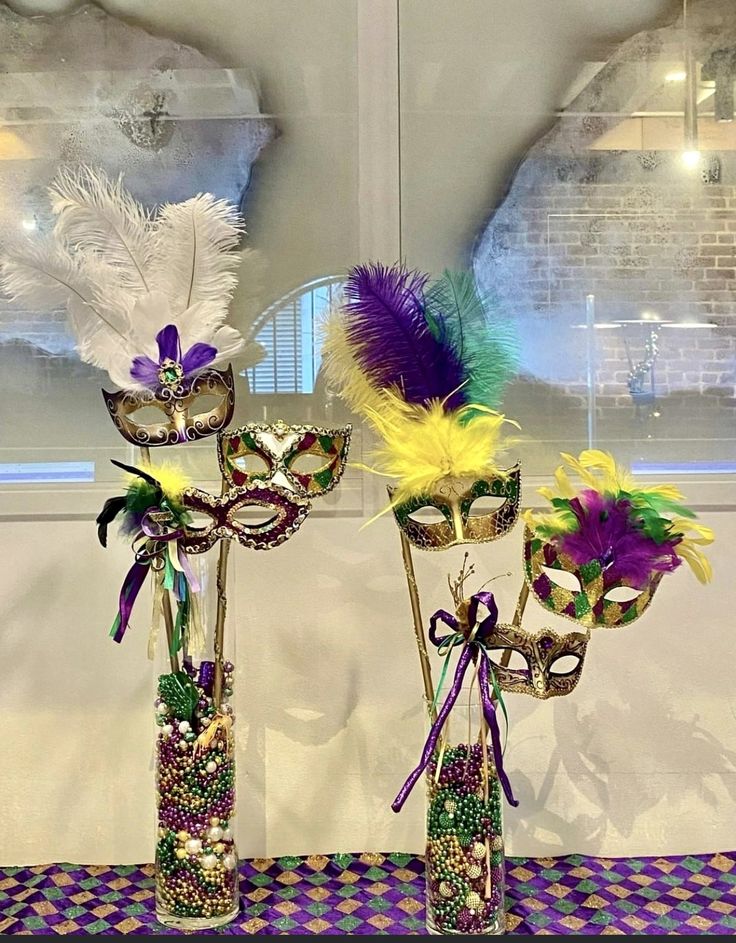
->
[665, 70, 687, 82]
[682, 149, 701, 167]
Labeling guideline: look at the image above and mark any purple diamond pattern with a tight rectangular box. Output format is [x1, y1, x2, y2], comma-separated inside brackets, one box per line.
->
[1, 852, 734, 934]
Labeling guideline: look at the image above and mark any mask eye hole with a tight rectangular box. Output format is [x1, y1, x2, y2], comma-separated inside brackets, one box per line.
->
[230, 504, 280, 528]
[487, 647, 529, 673]
[127, 404, 167, 425]
[549, 654, 582, 676]
[287, 450, 332, 475]
[184, 510, 215, 531]
[468, 495, 505, 517]
[542, 566, 582, 593]
[603, 586, 642, 603]
[191, 393, 225, 414]
[406, 505, 446, 524]
[231, 452, 272, 477]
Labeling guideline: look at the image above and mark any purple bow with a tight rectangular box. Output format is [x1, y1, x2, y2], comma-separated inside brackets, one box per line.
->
[392, 590, 518, 812]
[130, 324, 217, 389]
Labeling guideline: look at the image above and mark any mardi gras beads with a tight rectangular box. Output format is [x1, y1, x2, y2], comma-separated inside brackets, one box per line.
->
[154, 663, 239, 927]
[425, 743, 505, 935]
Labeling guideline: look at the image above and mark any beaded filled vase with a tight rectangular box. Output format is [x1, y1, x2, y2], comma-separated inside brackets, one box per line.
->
[154, 658, 239, 929]
[424, 709, 506, 934]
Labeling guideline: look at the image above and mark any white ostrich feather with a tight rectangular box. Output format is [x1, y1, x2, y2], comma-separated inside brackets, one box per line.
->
[1, 241, 96, 314]
[49, 166, 153, 294]
[148, 193, 243, 318]
[0, 167, 250, 389]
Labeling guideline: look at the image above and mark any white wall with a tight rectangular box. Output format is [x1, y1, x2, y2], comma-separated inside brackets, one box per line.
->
[2, 510, 735, 865]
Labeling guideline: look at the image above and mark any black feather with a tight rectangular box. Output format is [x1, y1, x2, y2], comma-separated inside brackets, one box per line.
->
[96, 495, 128, 547]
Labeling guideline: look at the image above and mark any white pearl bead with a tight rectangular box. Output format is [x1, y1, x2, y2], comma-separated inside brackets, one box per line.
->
[200, 854, 217, 870]
[207, 826, 224, 843]
[156, 703, 169, 715]
[178, 720, 191, 734]
[184, 838, 202, 855]
[223, 854, 237, 871]
[222, 828, 233, 842]
[162, 724, 173, 737]
[206, 760, 217, 774]
[178, 739, 188, 751]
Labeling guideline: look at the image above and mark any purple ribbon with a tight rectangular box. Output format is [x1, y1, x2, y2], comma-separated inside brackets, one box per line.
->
[391, 590, 518, 812]
[110, 560, 150, 643]
[110, 507, 192, 643]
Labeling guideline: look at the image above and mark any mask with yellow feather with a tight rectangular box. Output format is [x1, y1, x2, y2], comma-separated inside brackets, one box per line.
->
[322, 262, 521, 550]
[523, 450, 714, 628]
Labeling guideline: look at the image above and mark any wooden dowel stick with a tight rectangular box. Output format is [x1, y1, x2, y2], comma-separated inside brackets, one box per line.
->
[212, 474, 232, 711]
[212, 538, 231, 709]
[399, 531, 436, 712]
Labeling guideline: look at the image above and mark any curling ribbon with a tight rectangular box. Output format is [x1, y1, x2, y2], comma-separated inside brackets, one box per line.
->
[109, 506, 190, 644]
[391, 590, 518, 811]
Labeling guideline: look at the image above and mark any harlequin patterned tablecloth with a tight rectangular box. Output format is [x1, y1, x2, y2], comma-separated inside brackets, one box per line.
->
[2, 852, 735, 935]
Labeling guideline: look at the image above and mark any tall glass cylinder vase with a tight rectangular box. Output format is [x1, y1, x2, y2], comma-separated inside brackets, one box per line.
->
[424, 698, 505, 935]
[152, 552, 240, 930]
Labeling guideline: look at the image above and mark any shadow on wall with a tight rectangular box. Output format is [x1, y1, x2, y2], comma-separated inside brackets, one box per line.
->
[504, 679, 736, 855]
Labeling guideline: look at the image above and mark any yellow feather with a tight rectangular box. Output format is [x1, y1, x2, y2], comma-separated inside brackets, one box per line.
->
[365, 396, 518, 504]
[124, 462, 190, 501]
[320, 304, 385, 417]
[675, 541, 713, 584]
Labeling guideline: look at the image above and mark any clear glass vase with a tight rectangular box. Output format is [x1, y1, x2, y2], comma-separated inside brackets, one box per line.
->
[424, 699, 506, 935]
[152, 555, 240, 929]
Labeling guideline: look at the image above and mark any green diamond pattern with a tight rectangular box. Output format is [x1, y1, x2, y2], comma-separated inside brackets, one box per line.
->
[0, 851, 733, 936]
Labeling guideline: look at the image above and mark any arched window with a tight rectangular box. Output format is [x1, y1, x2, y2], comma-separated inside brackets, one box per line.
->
[245, 277, 344, 394]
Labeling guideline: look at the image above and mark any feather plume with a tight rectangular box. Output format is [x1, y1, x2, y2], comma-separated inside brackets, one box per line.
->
[555, 491, 681, 589]
[341, 262, 466, 408]
[148, 193, 243, 317]
[321, 300, 390, 419]
[365, 395, 518, 505]
[524, 450, 714, 584]
[424, 269, 518, 411]
[0, 241, 97, 315]
[49, 166, 152, 293]
[0, 166, 249, 390]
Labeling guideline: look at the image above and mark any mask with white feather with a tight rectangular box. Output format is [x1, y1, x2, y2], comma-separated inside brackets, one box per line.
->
[0, 166, 264, 445]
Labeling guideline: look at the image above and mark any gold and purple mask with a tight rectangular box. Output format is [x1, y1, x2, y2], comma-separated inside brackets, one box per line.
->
[524, 527, 662, 628]
[487, 622, 590, 698]
[389, 465, 521, 551]
[219, 420, 351, 498]
[103, 367, 235, 447]
[179, 482, 310, 553]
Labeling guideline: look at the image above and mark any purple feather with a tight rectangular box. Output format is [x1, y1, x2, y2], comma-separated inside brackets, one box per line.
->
[557, 490, 681, 589]
[344, 262, 466, 409]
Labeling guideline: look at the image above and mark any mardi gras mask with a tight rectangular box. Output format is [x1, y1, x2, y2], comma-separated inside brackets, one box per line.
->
[524, 527, 662, 628]
[103, 366, 235, 447]
[180, 482, 310, 553]
[487, 622, 590, 698]
[389, 465, 521, 551]
[219, 420, 351, 497]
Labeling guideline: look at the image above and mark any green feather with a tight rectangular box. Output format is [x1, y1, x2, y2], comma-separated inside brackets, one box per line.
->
[424, 269, 518, 412]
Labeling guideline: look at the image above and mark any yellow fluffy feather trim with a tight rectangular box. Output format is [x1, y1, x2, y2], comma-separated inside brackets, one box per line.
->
[364, 394, 519, 505]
